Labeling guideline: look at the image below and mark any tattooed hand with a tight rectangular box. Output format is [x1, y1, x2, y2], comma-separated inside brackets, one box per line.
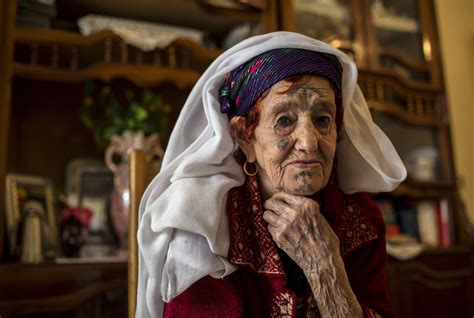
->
[262, 192, 339, 272]
[263, 192, 363, 318]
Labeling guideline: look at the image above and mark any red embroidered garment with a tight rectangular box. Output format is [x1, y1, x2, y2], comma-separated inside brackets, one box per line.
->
[164, 175, 394, 318]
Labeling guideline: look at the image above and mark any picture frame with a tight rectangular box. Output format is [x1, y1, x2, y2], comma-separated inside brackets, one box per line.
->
[5, 173, 59, 258]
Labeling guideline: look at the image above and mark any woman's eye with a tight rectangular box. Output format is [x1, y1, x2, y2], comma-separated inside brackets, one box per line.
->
[315, 116, 331, 127]
[276, 116, 293, 128]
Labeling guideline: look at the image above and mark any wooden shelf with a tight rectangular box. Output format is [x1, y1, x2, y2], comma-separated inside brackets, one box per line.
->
[14, 27, 222, 61]
[359, 68, 441, 93]
[379, 47, 430, 72]
[374, 180, 455, 199]
[13, 26, 222, 86]
[0, 260, 127, 315]
[368, 100, 442, 127]
[13, 62, 202, 88]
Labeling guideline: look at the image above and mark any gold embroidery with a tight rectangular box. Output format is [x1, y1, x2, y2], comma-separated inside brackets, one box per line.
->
[271, 292, 293, 317]
[228, 177, 285, 275]
[337, 197, 378, 256]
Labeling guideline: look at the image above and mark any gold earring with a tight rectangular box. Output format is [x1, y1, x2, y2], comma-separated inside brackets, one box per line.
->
[243, 161, 257, 177]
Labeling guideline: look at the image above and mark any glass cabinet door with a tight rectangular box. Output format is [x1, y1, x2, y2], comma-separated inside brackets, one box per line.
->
[369, 0, 430, 83]
[292, 0, 353, 41]
[372, 112, 444, 183]
[290, 0, 358, 61]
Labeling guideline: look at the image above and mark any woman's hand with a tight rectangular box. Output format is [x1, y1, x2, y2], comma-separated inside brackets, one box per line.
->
[263, 192, 363, 318]
[262, 192, 339, 272]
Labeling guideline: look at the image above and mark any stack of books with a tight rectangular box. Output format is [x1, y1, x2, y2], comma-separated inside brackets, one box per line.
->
[375, 198, 453, 248]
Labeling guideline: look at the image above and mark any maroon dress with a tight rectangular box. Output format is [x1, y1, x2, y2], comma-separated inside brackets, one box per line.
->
[164, 175, 394, 318]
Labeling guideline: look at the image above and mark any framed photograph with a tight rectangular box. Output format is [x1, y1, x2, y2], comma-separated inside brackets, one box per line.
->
[5, 173, 59, 258]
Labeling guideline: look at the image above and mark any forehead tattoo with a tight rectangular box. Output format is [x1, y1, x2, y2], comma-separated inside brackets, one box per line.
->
[286, 81, 331, 111]
[287, 82, 328, 98]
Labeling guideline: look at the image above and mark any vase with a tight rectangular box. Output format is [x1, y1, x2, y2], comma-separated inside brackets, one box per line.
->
[105, 130, 164, 255]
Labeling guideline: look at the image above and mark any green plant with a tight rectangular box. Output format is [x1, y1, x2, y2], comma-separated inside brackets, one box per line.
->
[80, 82, 172, 148]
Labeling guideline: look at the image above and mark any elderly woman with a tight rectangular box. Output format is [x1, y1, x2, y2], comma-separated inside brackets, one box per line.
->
[137, 32, 406, 318]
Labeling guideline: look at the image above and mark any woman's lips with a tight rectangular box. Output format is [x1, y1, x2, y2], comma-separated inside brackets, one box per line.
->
[288, 160, 321, 168]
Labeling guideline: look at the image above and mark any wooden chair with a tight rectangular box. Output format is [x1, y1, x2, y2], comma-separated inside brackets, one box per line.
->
[128, 149, 157, 318]
[125, 38, 218, 318]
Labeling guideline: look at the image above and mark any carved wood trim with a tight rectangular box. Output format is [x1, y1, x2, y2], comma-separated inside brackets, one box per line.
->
[378, 47, 430, 72]
[418, 0, 443, 90]
[350, 0, 368, 67]
[15, 27, 220, 59]
[391, 181, 455, 199]
[403, 262, 473, 280]
[13, 63, 201, 88]
[13, 27, 221, 86]
[0, 0, 17, 262]
[409, 274, 462, 290]
[402, 262, 473, 290]
[368, 100, 441, 126]
[359, 74, 442, 125]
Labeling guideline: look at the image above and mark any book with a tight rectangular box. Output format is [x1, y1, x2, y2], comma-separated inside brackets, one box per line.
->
[436, 199, 452, 247]
[397, 204, 419, 241]
[375, 199, 401, 237]
[417, 200, 439, 246]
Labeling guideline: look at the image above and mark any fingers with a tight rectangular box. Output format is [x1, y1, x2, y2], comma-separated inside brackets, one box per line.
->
[264, 192, 320, 221]
[262, 209, 280, 227]
[271, 191, 306, 206]
[264, 199, 293, 220]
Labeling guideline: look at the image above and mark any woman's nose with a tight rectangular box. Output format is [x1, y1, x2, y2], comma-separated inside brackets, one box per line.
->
[294, 118, 319, 153]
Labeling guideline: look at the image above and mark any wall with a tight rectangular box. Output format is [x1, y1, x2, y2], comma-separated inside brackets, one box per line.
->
[435, 0, 474, 223]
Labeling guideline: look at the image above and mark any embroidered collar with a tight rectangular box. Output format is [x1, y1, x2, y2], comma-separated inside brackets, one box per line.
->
[227, 176, 378, 273]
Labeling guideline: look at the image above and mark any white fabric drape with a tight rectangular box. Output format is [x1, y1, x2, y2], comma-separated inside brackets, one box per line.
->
[136, 31, 406, 317]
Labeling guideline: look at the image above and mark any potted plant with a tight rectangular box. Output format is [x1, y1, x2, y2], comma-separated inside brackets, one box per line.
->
[80, 81, 171, 149]
[80, 82, 170, 254]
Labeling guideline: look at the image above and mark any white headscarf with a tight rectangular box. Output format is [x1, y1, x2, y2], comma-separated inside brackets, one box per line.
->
[136, 31, 406, 317]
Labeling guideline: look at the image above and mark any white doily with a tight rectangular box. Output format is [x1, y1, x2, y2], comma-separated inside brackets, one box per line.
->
[78, 14, 204, 52]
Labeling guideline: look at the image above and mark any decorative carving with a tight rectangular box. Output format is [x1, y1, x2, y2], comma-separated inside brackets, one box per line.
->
[404, 261, 472, 290]
[104, 37, 112, 63]
[359, 73, 441, 125]
[120, 40, 128, 64]
[71, 47, 78, 70]
[168, 46, 176, 68]
[51, 44, 58, 68]
[30, 43, 37, 65]
[13, 27, 220, 86]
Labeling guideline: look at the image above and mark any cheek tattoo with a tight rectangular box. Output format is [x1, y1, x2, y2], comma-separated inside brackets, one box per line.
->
[277, 138, 290, 150]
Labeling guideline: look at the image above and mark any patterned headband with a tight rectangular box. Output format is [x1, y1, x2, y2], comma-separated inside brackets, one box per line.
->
[219, 48, 343, 116]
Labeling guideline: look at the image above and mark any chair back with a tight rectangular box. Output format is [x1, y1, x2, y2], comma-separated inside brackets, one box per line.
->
[128, 149, 158, 318]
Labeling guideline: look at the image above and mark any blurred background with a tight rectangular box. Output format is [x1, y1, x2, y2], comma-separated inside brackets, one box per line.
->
[0, 0, 473, 317]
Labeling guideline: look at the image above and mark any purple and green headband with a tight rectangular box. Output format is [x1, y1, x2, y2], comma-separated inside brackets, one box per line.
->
[219, 48, 343, 116]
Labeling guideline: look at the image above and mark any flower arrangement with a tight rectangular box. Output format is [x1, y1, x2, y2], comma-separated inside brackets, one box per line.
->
[80, 81, 172, 148]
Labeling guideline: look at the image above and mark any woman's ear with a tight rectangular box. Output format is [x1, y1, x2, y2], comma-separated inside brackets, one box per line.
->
[235, 136, 256, 163]
[229, 116, 257, 163]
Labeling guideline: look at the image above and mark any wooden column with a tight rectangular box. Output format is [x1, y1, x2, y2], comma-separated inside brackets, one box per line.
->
[128, 149, 147, 318]
[0, 0, 17, 262]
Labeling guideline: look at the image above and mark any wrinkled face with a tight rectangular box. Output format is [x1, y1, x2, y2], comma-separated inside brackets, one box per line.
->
[242, 75, 338, 198]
